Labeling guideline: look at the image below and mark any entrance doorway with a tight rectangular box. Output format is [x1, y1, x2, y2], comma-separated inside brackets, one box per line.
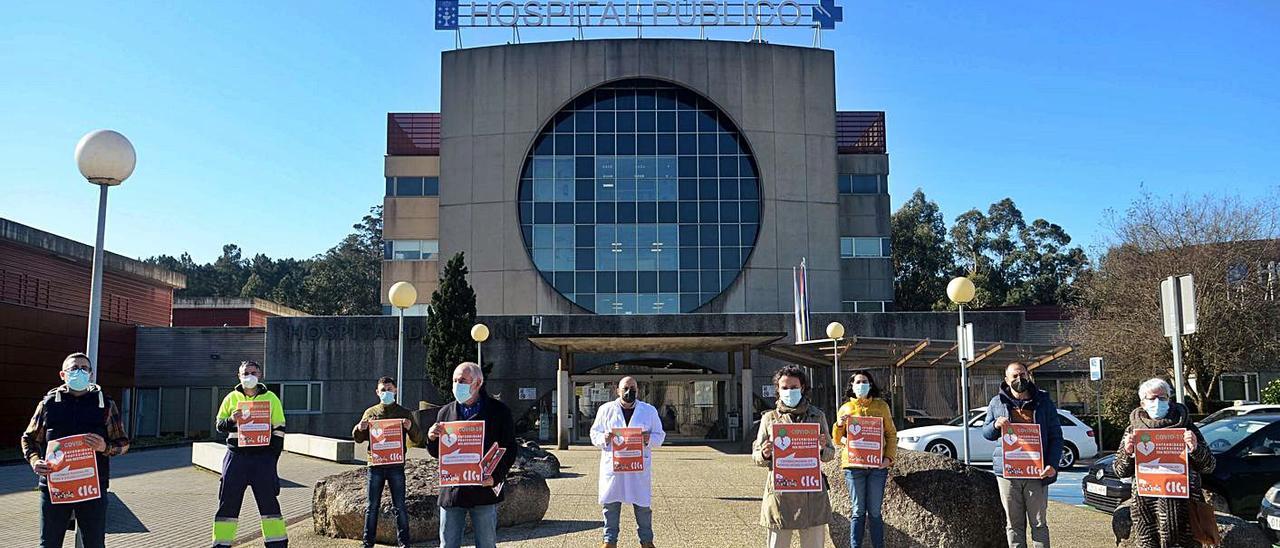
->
[571, 361, 731, 443]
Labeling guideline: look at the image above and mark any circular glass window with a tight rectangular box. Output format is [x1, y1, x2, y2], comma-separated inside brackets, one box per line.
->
[518, 79, 761, 314]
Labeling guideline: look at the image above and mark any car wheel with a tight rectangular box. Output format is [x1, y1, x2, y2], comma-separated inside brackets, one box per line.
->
[1203, 489, 1230, 514]
[1059, 443, 1078, 470]
[925, 439, 955, 459]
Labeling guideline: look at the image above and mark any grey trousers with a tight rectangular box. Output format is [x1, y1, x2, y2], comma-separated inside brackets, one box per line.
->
[997, 477, 1050, 548]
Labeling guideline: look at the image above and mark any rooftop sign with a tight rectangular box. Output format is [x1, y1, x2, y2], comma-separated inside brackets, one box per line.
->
[435, 0, 843, 30]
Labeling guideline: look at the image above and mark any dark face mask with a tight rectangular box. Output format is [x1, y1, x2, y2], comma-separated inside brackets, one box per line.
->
[622, 389, 637, 403]
[1010, 377, 1032, 393]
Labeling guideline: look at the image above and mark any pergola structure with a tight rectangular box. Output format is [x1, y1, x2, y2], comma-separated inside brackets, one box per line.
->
[529, 332, 787, 449]
[761, 336, 1073, 426]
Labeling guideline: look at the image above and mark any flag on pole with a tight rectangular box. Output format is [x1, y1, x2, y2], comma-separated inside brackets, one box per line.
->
[793, 258, 811, 342]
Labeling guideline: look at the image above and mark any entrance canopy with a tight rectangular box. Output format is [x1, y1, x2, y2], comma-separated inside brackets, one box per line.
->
[760, 336, 1073, 371]
[529, 332, 787, 354]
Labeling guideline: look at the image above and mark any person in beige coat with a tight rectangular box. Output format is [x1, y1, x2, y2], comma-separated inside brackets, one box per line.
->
[753, 364, 837, 548]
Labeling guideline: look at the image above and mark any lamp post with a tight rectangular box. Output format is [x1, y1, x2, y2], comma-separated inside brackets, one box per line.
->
[471, 323, 490, 366]
[947, 276, 976, 465]
[826, 321, 845, 413]
[74, 130, 136, 383]
[388, 282, 417, 404]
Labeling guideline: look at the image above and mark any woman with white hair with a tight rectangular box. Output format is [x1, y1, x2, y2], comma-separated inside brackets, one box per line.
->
[1112, 378, 1216, 548]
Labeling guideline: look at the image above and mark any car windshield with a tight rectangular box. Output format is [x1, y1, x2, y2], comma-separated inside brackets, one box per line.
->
[1199, 408, 1244, 424]
[947, 410, 985, 426]
[1199, 418, 1273, 452]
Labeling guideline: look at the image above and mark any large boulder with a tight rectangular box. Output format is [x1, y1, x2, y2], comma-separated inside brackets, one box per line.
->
[312, 458, 550, 545]
[514, 438, 561, 479]
[1113, 499, 1270, 548]
[825, 450, 1007, 548]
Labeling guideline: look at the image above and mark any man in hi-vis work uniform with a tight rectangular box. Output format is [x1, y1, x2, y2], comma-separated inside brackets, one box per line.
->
[212, 360, 288, 548]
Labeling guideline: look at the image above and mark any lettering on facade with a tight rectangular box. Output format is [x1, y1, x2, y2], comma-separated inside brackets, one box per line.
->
[435, 0, 842, 29]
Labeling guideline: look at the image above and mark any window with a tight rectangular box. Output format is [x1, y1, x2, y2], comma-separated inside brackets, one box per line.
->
[280, 382, 322, 413]
[385, 176, 440, 197]
[518, 79, 762, 314]
[842, 300, 892, 313]
[839, 237, 891, 258]
[837, 174, 883, 194]
[385, 240, 439, 261]
[1219, 373, 1260, 402]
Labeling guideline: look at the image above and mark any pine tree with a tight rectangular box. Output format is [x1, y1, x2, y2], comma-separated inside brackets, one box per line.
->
[424, 252, 480, 397]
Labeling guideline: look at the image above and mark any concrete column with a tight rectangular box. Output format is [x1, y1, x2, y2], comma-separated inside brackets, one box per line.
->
[740, 345, 753, 452]
[556, 347, 572, 450]
[727, 351, 737, 441]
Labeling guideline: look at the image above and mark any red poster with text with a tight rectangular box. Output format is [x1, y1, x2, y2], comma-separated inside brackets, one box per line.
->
[772, 423, 822, 493]
[369, 419, 405, 467]
[45, 434, 101, 504]
[237, 401, 272, 447]
[844, 416, 884, 468]
[438, 421, 486, 487]
[1134, 428, 1190, 499]
[611, 427, 645, 473]
[1001, 423, 1044, 479]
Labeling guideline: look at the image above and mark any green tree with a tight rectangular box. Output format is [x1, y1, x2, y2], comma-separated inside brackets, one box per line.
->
[424, 252, 479, 397]
[890, 189, 955, 310]
[300, 206, 383, 315]
[240, 273, 268, 298]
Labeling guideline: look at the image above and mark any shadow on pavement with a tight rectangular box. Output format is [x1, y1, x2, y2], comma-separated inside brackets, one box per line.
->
[495, 519, 598, 542]
[104, 492, 149, 534]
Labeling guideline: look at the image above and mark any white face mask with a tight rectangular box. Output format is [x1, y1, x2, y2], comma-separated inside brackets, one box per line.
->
[240, 375, 259, 389]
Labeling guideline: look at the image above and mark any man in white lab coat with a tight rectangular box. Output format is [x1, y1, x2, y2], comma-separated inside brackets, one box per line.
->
[590, 376, 666, 548]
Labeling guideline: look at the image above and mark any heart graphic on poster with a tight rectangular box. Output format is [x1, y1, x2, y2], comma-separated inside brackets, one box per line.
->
[1003, 433, 1019, 446]
[1137, 440, 1155, 456]
[612, 434, 625, 447]
[774, 436, 791, 451]
[849, 423, 862, 436]
[371, 427, 383, 439]
[47, 449, 65, 468]
[442, 432, 458, 448]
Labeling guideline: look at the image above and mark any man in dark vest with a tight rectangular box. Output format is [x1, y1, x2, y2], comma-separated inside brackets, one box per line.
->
[21, 352, 131, 548]
[426, 362, 518, 548]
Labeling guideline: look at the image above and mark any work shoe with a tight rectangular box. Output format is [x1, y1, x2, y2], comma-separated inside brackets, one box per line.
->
[600, 543, 617, 548]
[641, 543, 657, 548]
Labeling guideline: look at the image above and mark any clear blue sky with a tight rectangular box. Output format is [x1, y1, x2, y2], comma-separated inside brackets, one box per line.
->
[2, 1, 1277, 263]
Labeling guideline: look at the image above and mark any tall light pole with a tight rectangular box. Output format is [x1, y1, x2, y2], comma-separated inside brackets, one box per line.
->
[947, 276, 976, 465]
[74, 130, 136, 383]
[388, 282, 418, 404]
[826, 321, 846, 414]
[471, 323, 490, 366]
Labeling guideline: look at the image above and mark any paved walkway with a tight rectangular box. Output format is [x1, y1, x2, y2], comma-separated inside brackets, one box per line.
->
[282, 445, 1119, 548]
[0, 445, 358, 547]
[0, 444, 1118, 547]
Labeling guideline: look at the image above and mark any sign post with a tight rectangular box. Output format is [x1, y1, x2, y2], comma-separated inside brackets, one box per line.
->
[1090, 357, 1104, 450]
[1159, 275, 1197, 404]
[957, 320, 975, 465]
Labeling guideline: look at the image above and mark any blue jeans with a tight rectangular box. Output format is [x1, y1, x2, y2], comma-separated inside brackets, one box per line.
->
[439, 503, 497, 548]
[845, 468, 888, 548]
[364, 465, 409, 547]
[39, 485, 108, 548]
[602, 501, 654, 544]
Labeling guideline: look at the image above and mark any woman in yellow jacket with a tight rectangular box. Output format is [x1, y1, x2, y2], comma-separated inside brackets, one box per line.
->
[832, 369, 897, 548]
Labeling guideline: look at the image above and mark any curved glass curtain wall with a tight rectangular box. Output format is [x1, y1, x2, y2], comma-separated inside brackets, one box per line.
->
[518, 78, 762, 314]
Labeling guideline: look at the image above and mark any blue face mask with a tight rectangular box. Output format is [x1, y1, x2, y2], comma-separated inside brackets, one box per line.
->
[1143, 398, 1170, 419]
[779, 388, 803, 407]
[380, 391, 396, 405]
[453, 382, 473, 403]
[853, 383, 871, 398]
[65, 369, 91, 391]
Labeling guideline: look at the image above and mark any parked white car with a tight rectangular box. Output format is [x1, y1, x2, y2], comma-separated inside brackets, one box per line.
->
[1197, 403, 1280, 426]
[896, 408, 1099, 469]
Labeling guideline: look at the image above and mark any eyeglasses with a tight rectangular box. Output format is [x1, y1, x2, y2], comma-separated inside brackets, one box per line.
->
[1141, 394, 1170, 402]
[64, 365, 91, 373]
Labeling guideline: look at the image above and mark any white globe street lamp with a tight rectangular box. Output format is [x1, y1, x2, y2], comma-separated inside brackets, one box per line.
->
[826, 321, 846, 413]
[75, 130, 136, 383]
[471, 323, 490, 365]
[947, 275, 976, 464]
[388, 282, 418, 404]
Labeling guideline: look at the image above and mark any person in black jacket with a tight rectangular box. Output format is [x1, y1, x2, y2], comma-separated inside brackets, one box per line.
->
[426, 362, 517, 548]
[21, 352, 130, 548]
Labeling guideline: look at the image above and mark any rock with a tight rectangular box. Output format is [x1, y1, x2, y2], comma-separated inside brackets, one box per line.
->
[312, 458, 550, 545]
[514, 438, 561, 479]
[1114, 499, 1270, 548]
[824, 450, 1007, 548]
